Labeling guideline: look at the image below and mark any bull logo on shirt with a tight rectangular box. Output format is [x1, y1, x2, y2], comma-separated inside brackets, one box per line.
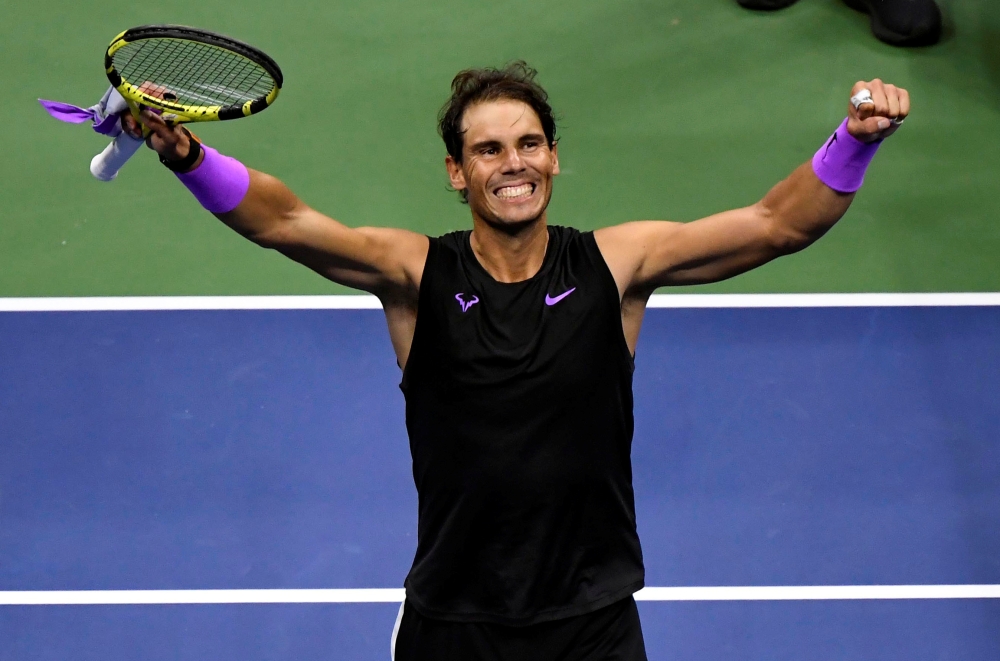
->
[455, 293, 480, 313]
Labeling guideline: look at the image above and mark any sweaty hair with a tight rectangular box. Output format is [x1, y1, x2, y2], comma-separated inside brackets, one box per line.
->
[438, 61, 557, 202]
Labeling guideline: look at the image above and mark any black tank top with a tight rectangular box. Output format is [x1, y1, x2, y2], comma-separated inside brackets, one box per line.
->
[399, 225, 644, 625]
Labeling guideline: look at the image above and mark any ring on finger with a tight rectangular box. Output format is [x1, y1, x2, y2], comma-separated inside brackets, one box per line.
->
[851, 89, 874, 109]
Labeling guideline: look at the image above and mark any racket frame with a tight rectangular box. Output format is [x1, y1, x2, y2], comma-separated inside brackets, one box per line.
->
[104, 25, 283, 124]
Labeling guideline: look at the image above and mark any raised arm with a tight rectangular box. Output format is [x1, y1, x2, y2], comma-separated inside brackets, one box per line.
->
[135, 110, 428, 299]
[596, 79, 910, 298]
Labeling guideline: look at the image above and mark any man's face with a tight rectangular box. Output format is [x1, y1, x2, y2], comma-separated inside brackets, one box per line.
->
[446, 99, 559, 229]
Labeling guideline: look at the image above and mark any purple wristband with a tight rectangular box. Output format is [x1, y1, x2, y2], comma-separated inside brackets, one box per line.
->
[811, 118, 881, 193]
[175, 145, 250, 213]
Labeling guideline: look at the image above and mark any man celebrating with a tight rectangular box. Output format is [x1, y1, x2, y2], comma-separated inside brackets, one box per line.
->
[133, 63, 909, 660]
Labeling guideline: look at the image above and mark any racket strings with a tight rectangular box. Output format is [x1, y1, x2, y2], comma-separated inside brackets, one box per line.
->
[152, 40, 271, 104]
[113, 38, 275, 109]
[134, 40, 269, 103]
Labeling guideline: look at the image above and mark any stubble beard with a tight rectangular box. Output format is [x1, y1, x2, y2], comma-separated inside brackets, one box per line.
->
[469, 185, 553, 236]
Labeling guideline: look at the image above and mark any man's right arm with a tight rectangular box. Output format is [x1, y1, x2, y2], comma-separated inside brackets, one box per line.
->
[137, 110, 429, 298]
[220, 167, 428, 296]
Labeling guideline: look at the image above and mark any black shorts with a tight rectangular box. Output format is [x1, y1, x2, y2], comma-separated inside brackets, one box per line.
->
[391, 596, 648, 661]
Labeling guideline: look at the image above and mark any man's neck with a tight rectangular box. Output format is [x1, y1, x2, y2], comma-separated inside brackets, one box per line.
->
[469, 216, 549, 283]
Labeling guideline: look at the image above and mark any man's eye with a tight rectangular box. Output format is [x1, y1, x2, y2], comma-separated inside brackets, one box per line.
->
[483, 148, 498, 156]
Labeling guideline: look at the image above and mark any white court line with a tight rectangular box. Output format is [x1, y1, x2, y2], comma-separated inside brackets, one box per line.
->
[646, 292, 1000, 308]
[632, 585, 1000, 601]
[0, 589, 405, 605]
[3, 585, 1000, 605]
[0, 293, 999, 312]
[0, 296, 383, 312]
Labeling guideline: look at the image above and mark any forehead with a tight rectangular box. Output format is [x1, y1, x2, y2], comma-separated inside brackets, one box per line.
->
[460, 99, 544, 146]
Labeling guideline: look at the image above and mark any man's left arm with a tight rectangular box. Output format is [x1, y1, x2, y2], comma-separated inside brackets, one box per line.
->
[596, 79, 910, 297]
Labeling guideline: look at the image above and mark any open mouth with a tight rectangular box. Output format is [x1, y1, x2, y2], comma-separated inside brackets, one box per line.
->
[493, 183, 535, 201]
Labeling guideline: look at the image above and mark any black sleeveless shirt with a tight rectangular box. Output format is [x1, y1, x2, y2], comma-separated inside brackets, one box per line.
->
[399, 225, 644, 625]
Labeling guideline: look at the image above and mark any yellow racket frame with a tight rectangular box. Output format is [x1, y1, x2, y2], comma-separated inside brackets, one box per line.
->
[104, 25, 282, 126]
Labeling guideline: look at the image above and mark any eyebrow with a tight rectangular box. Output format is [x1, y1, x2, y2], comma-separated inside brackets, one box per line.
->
[468, 139, 503, 152]
[467, 133, 547, 152]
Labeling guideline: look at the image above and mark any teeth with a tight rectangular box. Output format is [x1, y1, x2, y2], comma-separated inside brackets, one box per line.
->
[496, 184, 533, 199]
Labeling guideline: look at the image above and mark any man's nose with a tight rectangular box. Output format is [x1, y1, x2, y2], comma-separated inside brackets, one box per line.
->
[501, 147, 525, 173]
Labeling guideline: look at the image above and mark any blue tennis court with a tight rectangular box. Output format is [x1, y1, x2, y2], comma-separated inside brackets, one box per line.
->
[2, 298, 999, 660]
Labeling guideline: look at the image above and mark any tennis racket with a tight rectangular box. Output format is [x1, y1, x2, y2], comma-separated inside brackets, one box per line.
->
[92, 25, 283, 181]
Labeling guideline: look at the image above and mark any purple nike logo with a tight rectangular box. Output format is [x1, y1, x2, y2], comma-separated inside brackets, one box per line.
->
[455, 293, 480, 312]
[545, 287, 576, 306]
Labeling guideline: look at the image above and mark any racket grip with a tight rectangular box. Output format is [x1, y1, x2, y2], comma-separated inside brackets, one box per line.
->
[90, 132, 145, 181]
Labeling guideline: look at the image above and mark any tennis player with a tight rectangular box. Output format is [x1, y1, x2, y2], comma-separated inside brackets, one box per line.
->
[133, 63, 909, 660]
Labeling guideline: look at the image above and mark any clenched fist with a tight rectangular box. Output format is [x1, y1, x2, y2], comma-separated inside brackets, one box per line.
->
[847, 78, 910, 143]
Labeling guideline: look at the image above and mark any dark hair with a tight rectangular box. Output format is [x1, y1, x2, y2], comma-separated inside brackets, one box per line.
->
[438, 62, 557, 202]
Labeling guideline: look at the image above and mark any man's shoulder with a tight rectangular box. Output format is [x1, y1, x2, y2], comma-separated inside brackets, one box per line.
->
[549, 224, 597, 257]
[549, 224, 583, 237]
[432, 228, 470, 248]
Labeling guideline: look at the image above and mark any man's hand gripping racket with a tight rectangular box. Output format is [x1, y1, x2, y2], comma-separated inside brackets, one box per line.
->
[43, 25, 282, 181]
[123, 92, 199, 171]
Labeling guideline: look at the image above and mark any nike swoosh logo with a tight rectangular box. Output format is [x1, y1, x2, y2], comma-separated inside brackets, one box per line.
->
[545, 287, 576, 306]
[822, 133, 837, 159]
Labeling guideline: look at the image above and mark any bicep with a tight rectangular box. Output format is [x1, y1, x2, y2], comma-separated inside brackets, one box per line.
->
[212, 169, 429, 295]
[255, 208, 429, 295]
[598, 205, 788, 293]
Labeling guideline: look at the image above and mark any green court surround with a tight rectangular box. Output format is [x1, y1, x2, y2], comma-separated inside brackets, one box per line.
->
[3, 0, 997, 296]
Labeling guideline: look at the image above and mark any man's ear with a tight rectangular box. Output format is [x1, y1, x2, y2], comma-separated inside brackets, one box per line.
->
[445, 155, 467, 192]
[551, 142, 560, 176]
